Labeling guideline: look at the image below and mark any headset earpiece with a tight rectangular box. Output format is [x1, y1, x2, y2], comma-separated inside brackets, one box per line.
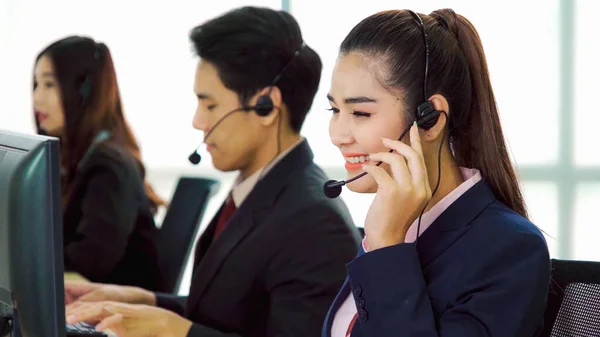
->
[79, 74, 92, 106]
[251, 43, 306, 117]
[416, 101, 441, 130]
[254, 94, 274, 117]
[79, 44, 102, 107]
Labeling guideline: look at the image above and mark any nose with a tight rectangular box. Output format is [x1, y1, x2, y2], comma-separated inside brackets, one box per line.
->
[192, 104, 210, 133]
[329, 112, 354, 148]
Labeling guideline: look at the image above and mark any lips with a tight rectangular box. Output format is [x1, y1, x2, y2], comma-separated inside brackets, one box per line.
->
[343, 152, 370, 171]
[35, 111, 48, 122]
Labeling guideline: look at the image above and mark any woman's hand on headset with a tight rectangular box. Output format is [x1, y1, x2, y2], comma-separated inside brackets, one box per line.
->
[362, 122, 432, 251]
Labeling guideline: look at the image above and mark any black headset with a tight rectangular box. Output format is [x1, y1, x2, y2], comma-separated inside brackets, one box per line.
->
[189, 42, 306, 165]
[79, 45, 102, 107]
[253, 42, 306, 117]
[410, 11, 443, 130]
[79, 74, 92, 104]
[323, 10, 444, 198]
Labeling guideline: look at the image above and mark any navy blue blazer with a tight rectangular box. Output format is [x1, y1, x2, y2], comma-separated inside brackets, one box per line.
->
[322, 180, 551, 337]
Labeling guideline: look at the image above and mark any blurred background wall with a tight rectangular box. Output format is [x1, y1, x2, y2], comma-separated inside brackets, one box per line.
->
[1, 0, 598, 293]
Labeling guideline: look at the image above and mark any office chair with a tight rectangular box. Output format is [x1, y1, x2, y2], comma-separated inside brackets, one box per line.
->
[158, 177, 220, 294]
[357, 227, 365, 238]
[542, 258, 600, 337]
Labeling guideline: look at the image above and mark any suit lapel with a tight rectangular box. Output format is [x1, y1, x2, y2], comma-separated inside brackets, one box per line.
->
[187, 140, 315, 312]
[187, 200, 257, 310]
[416, 179, 496, 267]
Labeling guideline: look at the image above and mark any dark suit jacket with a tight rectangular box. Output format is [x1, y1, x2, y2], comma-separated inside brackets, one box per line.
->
[157, 140, 361, 337]
[322, 180, 551, 337]
[62, 141, 165, 292]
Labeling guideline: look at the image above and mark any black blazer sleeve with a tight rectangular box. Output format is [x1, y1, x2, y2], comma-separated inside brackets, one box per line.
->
[63, 165, 138, 281]
[346, 231, 550, 336]
[155, 293, 187, 316]
[264, 205, 357, 336]
[185, 205, 357, 337]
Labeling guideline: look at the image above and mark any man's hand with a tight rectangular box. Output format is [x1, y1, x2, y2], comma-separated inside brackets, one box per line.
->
[66, 301, 192, 337]
[65, 281, 156, 306]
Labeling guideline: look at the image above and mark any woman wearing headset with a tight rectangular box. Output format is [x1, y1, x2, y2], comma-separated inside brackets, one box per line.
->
[33, 36, 167, 291]
[323, 9, 550, 336]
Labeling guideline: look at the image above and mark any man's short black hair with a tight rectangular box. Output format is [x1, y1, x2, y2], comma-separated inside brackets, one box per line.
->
[190, 6, 322, 133]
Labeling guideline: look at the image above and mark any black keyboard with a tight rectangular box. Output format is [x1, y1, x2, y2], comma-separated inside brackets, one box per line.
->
[66, 322, 107, 336]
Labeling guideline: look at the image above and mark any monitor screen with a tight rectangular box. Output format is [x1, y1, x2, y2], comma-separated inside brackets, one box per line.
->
[0, 129, 64, 337]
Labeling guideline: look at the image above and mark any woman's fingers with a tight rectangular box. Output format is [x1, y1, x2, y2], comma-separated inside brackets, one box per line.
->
[409, 122, 424, 160]
[367, 151, 410, 185]
[408, 122, 430, 189]
[380, 133, 428, 189]
[361, 163, 396, 190]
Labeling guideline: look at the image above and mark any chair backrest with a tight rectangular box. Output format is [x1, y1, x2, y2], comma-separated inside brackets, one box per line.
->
[158, 177, 220, 294]
[358, 227, 365, 238]
[542, 258, 600, 337]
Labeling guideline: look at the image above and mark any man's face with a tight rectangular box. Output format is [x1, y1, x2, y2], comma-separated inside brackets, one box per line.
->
[192, 60, 265, 172]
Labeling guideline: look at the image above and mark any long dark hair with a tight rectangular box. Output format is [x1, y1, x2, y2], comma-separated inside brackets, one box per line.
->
[340, 9, 528, 218]
[34, 36, 166, 214]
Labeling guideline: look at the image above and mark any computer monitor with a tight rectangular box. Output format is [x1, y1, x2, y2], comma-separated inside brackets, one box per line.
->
[0, 129, 64, 337]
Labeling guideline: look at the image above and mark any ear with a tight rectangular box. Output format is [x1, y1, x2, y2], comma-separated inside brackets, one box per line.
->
[254, 86, 283, 127]
[421, 94, 449, 142]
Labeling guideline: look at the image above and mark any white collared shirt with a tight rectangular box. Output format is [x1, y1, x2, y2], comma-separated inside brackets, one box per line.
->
[231, 138, 304, 207]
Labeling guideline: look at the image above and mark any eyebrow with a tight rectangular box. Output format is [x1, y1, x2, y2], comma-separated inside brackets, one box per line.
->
[327, 94, 377, 104]
[36, 72, 55, 78]
[195, 92, 214, 100]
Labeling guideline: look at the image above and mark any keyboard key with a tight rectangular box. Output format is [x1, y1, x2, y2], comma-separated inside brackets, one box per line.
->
[65, 323, 106, 336]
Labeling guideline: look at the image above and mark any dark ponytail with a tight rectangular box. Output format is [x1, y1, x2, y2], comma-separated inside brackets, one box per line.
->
[432, 9, 527, 218]
[341, 9, 528, 218]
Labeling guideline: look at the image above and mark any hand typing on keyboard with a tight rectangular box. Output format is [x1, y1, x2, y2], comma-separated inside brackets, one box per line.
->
[66, 301, 192, 337]
[65, 281, 156, 306]
[66, 322, 107, 336]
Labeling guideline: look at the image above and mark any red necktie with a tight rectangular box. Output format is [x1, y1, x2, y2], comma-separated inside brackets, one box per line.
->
[214, 194, 236, 238]
[346, 313, 358, 337]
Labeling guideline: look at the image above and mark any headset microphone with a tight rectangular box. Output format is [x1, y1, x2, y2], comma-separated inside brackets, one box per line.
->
[188, 148, 202, 165]
[188, 106, 252, 165]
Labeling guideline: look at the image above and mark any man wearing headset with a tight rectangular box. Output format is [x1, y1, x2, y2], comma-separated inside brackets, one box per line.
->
[63, 6, 361, 337]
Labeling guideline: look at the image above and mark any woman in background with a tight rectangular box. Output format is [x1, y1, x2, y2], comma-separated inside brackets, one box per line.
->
[323, 8, 550, 336]
[33, 36, 167, 292]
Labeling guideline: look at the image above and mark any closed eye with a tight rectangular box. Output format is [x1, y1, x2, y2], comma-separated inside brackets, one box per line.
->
[327, 107, 339, 114]
[353, 111, 371, 118]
